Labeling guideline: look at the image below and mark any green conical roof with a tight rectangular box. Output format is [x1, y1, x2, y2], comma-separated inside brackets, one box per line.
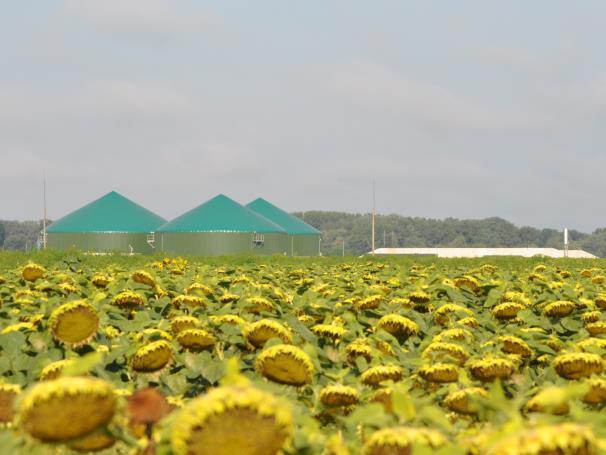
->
[157, 194, 287, 233]
[47, 191, 166, 233]
[246, 198, 321, 235]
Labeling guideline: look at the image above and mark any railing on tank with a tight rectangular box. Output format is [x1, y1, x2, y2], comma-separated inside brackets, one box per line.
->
[252, 232, 265, 248]
[147, 232, 156, 248]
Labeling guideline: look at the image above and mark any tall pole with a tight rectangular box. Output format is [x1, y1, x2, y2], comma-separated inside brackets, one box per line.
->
[342, 239, 345, 257]
[371, 178, 375, 255]
[43, 171, 47, 249]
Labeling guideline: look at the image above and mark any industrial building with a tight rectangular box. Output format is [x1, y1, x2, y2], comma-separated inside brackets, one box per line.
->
[370, 247, 597, 259]
[247, 198, 321, 256]
[46, 191, 166, 254]
[156, 194, 289, 256]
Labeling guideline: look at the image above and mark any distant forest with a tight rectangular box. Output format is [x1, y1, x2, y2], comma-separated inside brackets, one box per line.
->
[3, 214, 606, 257]
[293, 212, 606, 258]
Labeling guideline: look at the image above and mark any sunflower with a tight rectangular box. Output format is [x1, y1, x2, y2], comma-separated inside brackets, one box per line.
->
[256, 345, 315, 386]
[582, 378, 606, 404]
[185, 282, 213, 296]
[542, 300, 576, 318]
[418, 363, 459, 383]
[319, 385, 360, 407]
[585, 321, 606, 336]
[492, 302, 526, 320]
[582, 311, 601, 324]
[70, 428, 115, 452]
[131, 340, 173, 372]
[360, 365, 403, 387]
[91, 274, 111, 288]
[498, 336, 532, 358]
[433, 328, 473, 343]
[422, 342, 469, 366]
[176, 329, 216, 351]
[443, 387, 488, 415]
[486, 423, 596, 455]
[362, 427, 447, 454]
[48, 299, 99, 345]
[346, 340, 373, 363]
[131, 270, 156, 287]
[553, 353, 603, 379]
[209, 314, 246, 326]
[408, 290, 431, 304]
[244, 296, 275, 314]
[434, 304, 473, 325]
[219, 293, 240, 304]
[171, 294, 206, 308]
[526, 387, 569, 415]
[0, 383, 21, 423]
[111, 290, 145, 309]
[312, 324, 347, 341]
[171, 385, 292, 455]
[468, 357, 515, 382]
[376, 314, 419, 339]
[39, 359, 75, 381]
[244, 320, 293, 348]
[354, 294, 384, 311]
[16, 377, 116, 442]
[170, 316, 200, 335]
[22, 263, 46, 282]
[454, 276, 480, 292]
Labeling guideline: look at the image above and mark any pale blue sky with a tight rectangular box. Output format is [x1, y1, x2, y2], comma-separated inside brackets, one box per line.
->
[2, 1, 606, 232]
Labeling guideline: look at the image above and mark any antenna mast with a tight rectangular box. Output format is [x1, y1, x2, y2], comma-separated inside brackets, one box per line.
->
[42, 172, 47, 249]
[371, 177, 375, 255]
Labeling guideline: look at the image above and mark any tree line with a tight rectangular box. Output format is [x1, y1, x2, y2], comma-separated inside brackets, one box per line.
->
[294, 212, 606, 258]
[3, 214, 606, 257]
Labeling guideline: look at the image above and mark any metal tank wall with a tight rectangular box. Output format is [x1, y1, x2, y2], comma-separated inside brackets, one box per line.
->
[47, 233, 155, 254]
[289, 235, 321, 256]
[159, 232, 289, 256]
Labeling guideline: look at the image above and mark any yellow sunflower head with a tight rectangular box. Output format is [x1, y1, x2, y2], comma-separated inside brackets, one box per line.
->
[526, 386, 570, 415]
[171, 385, 293, 455]
[16, 377, 116, 442]
[39, 359, 75, 381]
[418, 363, 459, 383]
[468, 357, 515, 382]
[553, 352, 603, 379]
[256, 344, 315, 386]
[0, 383, 21, 424]
[131, 270, 156, 287]
[443, 387, 488, 415]
[22, 263, 46, 282]
[244, 320, 293, 348]
[176, 329, 216, 351]
[486, 423, 596, 455]
[360, 365, 403, 387]
[48, 299, 99, 346]
[422, 342, 469, 366]
[319, 385, 360, 407]
[376, 314, 420, 339]
[131, 340, 173, 372]
[492, 302, 526, 320]
[311, 324, 347, 341]
[363, 427, 447, 455]
[111, 290, 146, 309]
[543, 300, 576, 318]
[170, 316, 200, 335]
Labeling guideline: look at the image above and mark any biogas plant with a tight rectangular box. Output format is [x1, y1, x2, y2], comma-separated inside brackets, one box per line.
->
[45, 192, 321, 256]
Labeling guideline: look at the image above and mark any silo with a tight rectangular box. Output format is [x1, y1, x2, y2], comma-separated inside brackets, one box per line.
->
[46, 191, 166, 254]
[246, 198, 321, 256]
[157, 194, 288, 256]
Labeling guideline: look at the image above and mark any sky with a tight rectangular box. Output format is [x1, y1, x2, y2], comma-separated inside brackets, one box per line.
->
[2, 1, 606, 232]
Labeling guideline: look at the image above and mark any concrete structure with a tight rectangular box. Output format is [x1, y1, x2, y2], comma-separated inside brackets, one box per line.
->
[157, 194, 288, 256]
[370, 247, 597, 259]
[47, 191, 166, 254]
[246, 198, 321, 256]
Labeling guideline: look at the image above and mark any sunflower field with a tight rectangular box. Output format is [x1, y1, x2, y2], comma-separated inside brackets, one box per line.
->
[2, 253, 606, 454]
